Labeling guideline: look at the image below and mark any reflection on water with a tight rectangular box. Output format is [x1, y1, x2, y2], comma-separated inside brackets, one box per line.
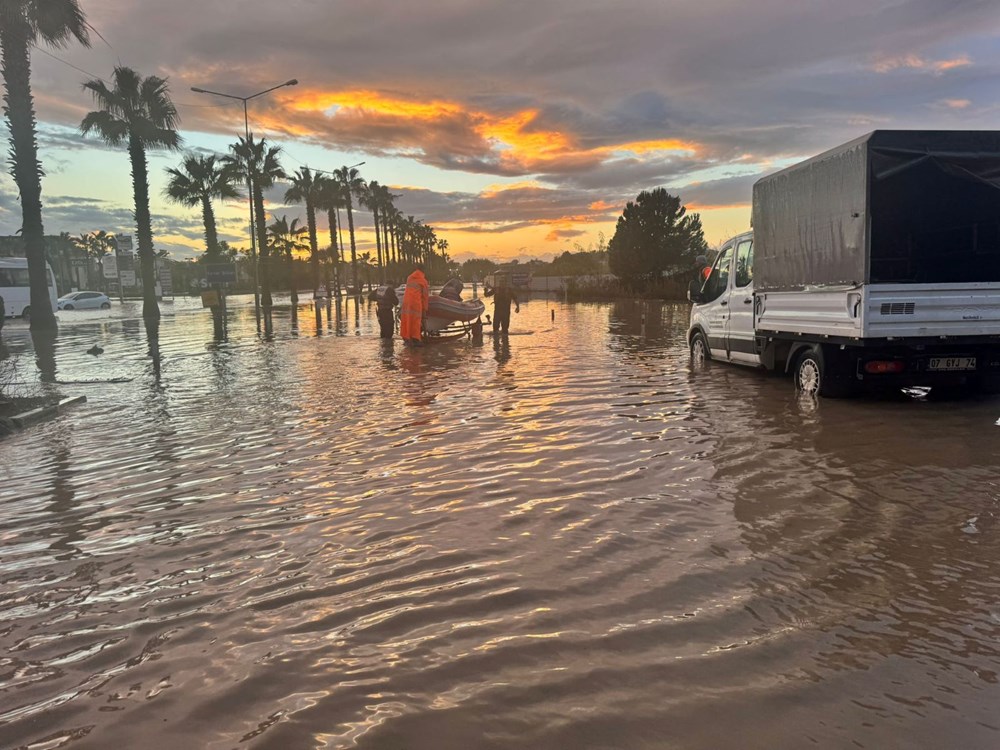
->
[1, 295, 1000, 749]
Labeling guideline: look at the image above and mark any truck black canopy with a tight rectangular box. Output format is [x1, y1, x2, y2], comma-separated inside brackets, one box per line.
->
[752, 130, 1000, 291]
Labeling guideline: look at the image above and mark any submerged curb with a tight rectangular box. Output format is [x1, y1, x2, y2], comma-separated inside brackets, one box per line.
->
[4, 395, 87, 433]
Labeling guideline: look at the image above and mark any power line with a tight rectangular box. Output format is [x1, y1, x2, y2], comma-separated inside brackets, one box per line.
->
[34, 47, 104, 82]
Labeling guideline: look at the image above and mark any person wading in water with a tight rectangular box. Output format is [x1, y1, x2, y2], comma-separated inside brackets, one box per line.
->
[400, 265, 429, 346]
[377, 283, 398, 339]
[485, 272, 519, 335]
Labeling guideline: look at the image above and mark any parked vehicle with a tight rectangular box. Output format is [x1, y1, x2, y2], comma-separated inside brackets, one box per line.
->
[689, 130, 1000, 397]
[58, 291, 111, 311]
[0, 257, 58, 321]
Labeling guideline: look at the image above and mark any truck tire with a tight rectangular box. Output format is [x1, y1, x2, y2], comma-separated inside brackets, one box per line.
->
[21, 306, 29, 323]
[690, 331, 711, 365]
[795, 347, 854, 398]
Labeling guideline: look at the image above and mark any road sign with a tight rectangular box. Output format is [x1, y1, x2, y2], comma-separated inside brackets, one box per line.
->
[158, 266, 173, 295]
[106, 278, 120, 296]
[117, 253, 135, 271]
[119, 270, 136, 287]
[103, 255, 118, 278]
[116, 234, 133, 253]
[201, 290, 220, 308]
[205, 263, 236, 284]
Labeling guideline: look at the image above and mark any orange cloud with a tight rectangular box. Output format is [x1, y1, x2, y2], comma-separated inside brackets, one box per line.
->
[258, 87, 701, 175]
[871, 53, 971, 74]
[941, 98, 971, 109]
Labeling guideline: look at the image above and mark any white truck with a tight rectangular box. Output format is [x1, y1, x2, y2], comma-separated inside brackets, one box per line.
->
[688, 130, 1000, 397]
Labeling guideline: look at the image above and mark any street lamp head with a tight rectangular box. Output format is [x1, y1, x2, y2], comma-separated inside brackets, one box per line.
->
[191, 87, 206, 93]
[285, 79, 299, 86]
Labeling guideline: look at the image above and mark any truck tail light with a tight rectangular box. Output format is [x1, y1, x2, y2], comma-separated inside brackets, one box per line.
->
[864, 360, 905, 374]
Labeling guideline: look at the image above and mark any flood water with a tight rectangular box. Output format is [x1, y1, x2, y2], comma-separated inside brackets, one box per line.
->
[2, 294, 1000, 749]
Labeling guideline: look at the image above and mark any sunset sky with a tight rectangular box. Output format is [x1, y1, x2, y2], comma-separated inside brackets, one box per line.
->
[1, 0, 998, 262]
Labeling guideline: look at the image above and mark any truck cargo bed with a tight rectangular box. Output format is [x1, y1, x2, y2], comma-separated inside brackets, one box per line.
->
[756, 283, 1000, 340]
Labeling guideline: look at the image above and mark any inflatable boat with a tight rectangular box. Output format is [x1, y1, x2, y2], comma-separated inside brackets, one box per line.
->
[395, 281, 484, 334]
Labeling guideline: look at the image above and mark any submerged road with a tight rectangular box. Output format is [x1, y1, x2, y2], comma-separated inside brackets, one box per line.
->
[2, 294, 1000, 749]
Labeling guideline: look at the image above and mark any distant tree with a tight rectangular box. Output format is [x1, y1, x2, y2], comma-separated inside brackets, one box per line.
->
[165, 153, 240, 260]
[1, 0, 90, 328]
[267, 215, 308, 307]
[608, 188, 707, 288]
[460, 257, 497, 281]
[358, 251, 375, 292]
[81, 66, 182, 321]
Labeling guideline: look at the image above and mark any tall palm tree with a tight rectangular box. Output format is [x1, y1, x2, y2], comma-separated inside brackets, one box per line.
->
[225, 135, 285, 310]
[333, 166, 366, 295]
[81, 66, 181, 321]
[1, 0, 89, 329]
[267, 214, 308, 307]
[316, 174, 344, 296]
[284, 167, 324, 296]
[164, 153, 240, 260]
[360, 181, 384, 283]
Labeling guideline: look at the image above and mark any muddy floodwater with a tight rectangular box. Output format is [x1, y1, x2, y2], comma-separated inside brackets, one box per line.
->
[2, 295, 1000, 749]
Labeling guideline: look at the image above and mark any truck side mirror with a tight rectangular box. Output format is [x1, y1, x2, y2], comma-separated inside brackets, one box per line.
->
[687, 281, 704, 304]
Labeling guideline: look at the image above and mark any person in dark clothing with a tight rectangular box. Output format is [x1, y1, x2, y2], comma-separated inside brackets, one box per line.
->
[377, 284, 399, 338]
[439, 277, 464, 301]
[485, 274, 519, 334]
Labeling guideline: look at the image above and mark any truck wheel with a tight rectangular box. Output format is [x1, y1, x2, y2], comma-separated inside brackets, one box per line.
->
[690, 332, 711, 365]
[21, 306, 29, 323]
[795, 347, 856, 398]
[796, 351, 823, 396]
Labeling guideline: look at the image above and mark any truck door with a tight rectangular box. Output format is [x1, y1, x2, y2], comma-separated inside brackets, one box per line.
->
[700, 243, 735, 358]
[727, 237, 758, 363]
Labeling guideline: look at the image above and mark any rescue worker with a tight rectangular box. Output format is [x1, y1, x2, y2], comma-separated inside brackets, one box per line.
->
[486, 273, 519, 335]
[400, 265, 429, 345]
[376, 283, 398, 339]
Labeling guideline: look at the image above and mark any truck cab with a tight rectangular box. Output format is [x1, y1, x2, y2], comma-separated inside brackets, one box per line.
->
[689, 231, 759, 367]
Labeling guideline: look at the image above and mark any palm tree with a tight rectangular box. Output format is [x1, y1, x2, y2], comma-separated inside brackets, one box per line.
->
[316, 174, 344, 296]
[1, 0, 89, 329]
[284, 167, 324, 296]
[165, 153, 240, 260]
[225, 136, 285, 310]
[333, 166, 366, 295]
[267, 215, 308, 308]
[360, 181, 384, 283]
[359, 251, 375, 292]
[81, 66, 182, 321]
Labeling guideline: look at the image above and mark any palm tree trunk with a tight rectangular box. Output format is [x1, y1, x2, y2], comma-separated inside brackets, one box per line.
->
[253, 183, 271, 309]
[128, 136, 159, 321]
[201, 195, 220, 258]
[306, 202, 319, 296]
[1, 26, 57, 330]
[372, 206, 384, 284]
[346, 199, 358, 296]
[327, 207, 341, 296]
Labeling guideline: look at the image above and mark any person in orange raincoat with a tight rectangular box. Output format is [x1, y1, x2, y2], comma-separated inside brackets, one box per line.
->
[400, 265, 430, 345]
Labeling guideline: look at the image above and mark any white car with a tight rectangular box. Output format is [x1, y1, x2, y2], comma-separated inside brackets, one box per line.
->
[58, 291, 111, 310]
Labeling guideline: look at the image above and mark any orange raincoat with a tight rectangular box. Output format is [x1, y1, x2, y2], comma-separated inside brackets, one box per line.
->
[400, 269, 429, 341]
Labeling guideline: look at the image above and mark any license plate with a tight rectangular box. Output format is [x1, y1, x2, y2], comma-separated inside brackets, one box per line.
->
[928, 357, 976, 371]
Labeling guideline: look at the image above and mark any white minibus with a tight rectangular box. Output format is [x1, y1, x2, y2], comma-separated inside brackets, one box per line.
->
[0, 257, 58, 321]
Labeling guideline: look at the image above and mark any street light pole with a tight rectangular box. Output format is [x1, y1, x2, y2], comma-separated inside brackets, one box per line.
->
[190, 79, 298, 329]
